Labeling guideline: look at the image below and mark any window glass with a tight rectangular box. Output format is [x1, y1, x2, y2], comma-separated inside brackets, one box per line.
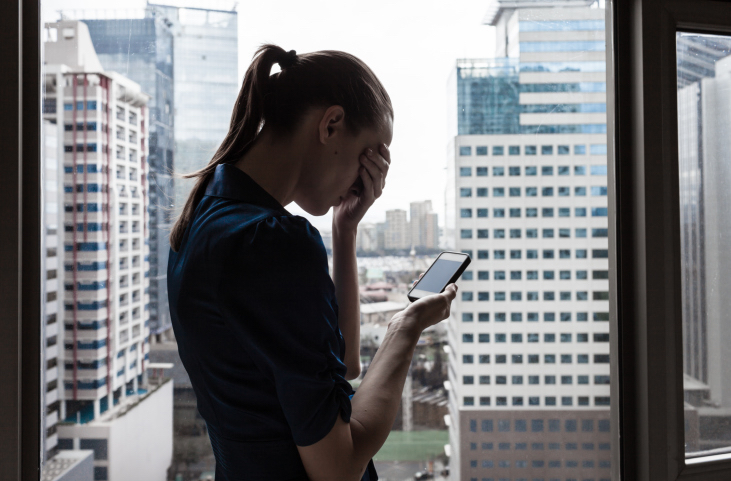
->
[40, 3, 614, 480]
[677, 31, 731, 458]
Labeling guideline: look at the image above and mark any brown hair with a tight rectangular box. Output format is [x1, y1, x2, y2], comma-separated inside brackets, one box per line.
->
[169, 44, 393, 251]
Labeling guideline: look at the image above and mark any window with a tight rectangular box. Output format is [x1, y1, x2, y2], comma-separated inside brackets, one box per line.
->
[460, 187, 472, 197]
[525, 145, 537, 155]
[492, 166, 504, 176]
[477, 187, 488, 197]
[509, 145, 520, 155]
[460, 146, 472, 156]
[476, 146, 488, 155]
[460, 167, 472, 176]
[525, 166, 537, 176]
[492, 145, 504, 155]
[591, 165, 607, 175]
[476, 166, 488, 176]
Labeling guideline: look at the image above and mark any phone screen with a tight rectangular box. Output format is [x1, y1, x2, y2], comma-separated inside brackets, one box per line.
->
[415, 259, 464, 293]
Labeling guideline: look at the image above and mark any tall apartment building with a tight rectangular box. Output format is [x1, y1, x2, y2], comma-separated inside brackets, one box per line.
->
[42, 119, 62, 463]
[44, 21, 172, 481]
[385, 209, 411, 250]
[445, 2, 611, 480]
[78, 9, 176, 339]
[677, 44, 731, 452]
[146, 4, 239, 210]
[410, 200, 439, 249]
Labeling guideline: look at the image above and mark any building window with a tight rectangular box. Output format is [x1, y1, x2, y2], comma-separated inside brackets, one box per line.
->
[459, 146, 472, 156]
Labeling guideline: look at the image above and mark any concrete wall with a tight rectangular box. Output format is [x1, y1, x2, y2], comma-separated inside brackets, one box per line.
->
[109, 380, 173, 481]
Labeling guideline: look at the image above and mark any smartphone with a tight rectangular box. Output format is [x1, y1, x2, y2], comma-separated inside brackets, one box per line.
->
[407, 251, 471, 302]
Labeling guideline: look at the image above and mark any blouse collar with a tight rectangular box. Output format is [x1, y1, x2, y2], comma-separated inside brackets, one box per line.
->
[204, 163, 291, 216]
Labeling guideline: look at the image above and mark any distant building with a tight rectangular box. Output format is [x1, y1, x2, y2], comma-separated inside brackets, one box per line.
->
[425, 212, 439, 249]
[384, 209, 410, 250]
[410, 200, 439, 249]
[356, 223, 379, 252]
[44, 20, 172, 481]
[147, 4, 239, 210]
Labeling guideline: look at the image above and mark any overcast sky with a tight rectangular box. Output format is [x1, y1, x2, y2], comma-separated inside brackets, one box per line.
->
[42, 0, 497, 231]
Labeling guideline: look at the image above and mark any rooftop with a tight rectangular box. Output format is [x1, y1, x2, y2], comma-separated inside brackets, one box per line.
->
[482, 0, 596, 26]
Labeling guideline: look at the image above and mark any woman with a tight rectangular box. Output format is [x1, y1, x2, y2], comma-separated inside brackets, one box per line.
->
[167, 44, 457, 481]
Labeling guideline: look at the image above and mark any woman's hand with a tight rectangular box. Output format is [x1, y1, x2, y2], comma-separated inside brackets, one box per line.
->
[333, 143, 390, 233]
[391, 283, 458, 334]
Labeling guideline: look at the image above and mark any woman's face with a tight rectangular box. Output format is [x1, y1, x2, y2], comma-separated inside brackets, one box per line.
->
[296, 110, 393, 216]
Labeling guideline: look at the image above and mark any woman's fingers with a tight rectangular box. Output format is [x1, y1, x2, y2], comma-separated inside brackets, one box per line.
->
[365, 147, 389, 190]
[360, 153, 383, 198]
[358, 161, 375, 202]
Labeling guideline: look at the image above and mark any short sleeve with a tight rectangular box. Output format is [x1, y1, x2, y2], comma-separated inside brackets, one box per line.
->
[217, 215, 354, 446]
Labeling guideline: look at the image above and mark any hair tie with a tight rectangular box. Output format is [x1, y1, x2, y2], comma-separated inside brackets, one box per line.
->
[279, 50, 297, 69]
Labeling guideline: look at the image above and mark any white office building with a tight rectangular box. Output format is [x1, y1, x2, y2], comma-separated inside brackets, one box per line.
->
[445, 2, 611, 480]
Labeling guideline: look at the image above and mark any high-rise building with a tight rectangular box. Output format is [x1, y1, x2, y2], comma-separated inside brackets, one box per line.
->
[42, 119, 62, 463]
[43, 20, 172, 481]
[445, 2, 611, 480]
[410, 200, 439, 249]
[147, 4, 239, 210]
[79, 8, 176, 339]
[385, 209, 410, 250]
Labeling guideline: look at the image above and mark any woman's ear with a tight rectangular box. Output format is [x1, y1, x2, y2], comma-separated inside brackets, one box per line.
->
[318, 105, 345, 145]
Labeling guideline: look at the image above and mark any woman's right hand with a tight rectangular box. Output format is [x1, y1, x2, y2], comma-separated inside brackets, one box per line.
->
[393, 282, 458, 333]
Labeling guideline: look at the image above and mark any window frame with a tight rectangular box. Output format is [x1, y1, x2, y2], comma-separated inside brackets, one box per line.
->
[4, 0, 731, 480]
[610, 0, 731, 479]
[0, 0, 42, 479]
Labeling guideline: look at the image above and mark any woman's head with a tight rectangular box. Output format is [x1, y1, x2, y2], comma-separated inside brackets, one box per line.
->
[169, 44, 393, 251]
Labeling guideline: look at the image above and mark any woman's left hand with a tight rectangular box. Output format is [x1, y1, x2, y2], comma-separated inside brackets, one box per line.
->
[333, 143, 390, 233]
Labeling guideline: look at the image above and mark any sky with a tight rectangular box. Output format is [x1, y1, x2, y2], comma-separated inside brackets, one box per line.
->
[42, 0, 497, 231]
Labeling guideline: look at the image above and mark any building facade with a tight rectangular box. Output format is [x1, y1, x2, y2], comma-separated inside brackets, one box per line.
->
[43, 20, 172, 481]
[42, 119, 62, 463]
[445, 2, 611, 480]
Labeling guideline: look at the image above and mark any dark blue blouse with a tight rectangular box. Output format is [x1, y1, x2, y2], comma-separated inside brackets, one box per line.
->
[167, 164, 377, 481]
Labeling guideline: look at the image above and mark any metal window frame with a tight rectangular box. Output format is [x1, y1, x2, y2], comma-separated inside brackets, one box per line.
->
[609, 0, 731, 480]
[0, 0, 41, 480]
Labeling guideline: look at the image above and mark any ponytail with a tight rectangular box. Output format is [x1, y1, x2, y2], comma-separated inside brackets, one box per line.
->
[169, 44, 392, 251]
